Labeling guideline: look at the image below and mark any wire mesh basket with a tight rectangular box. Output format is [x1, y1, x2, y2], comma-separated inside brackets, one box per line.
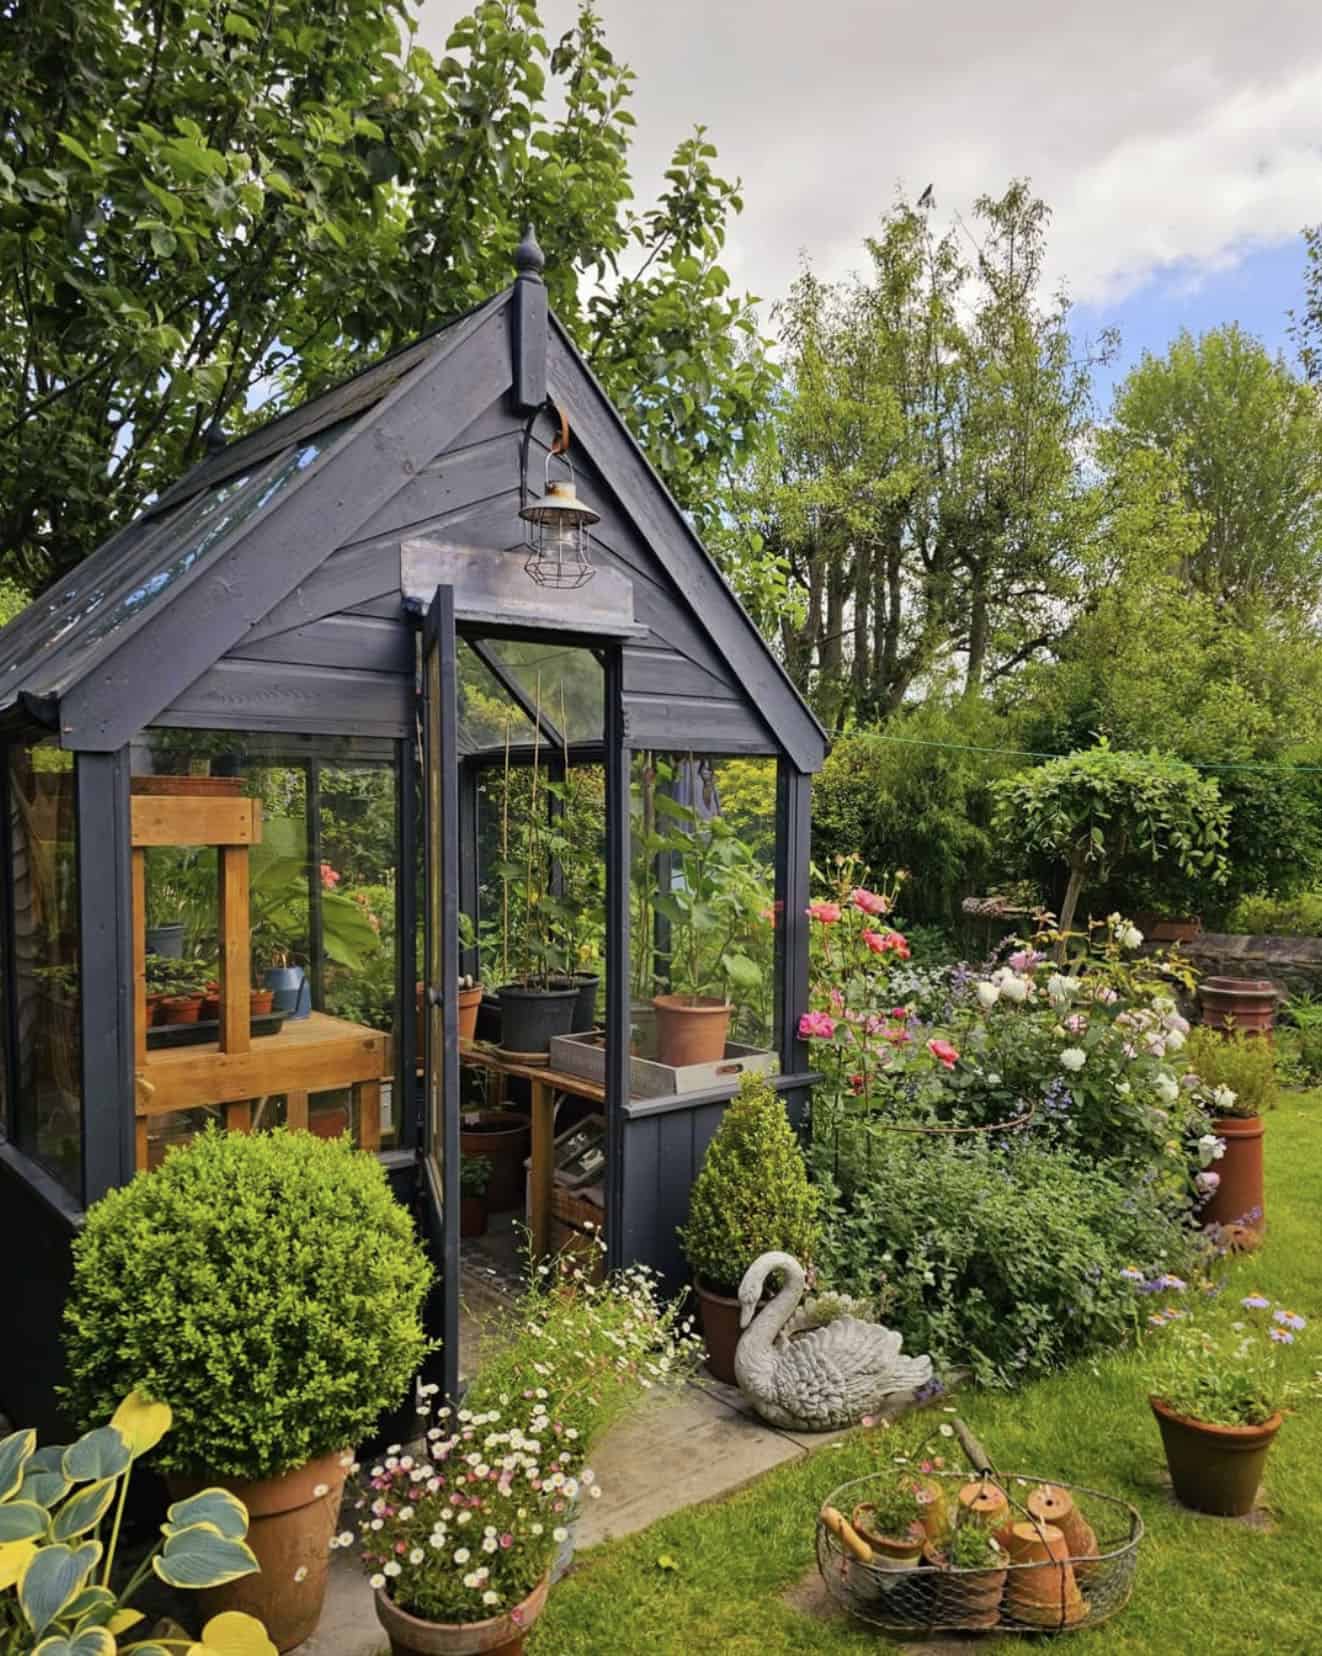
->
[816, 1423, 1143, 1635]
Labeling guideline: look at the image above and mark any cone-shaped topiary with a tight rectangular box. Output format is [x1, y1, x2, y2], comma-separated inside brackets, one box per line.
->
[62, 1126, 433, 1479]
[679, 1073, 822, 1296]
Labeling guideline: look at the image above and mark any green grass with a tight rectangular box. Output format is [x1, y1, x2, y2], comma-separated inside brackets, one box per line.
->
[532, 1092, 1322, 1655]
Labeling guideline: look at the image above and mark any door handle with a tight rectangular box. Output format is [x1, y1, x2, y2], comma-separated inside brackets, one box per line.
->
[427, 986, 444, 1008]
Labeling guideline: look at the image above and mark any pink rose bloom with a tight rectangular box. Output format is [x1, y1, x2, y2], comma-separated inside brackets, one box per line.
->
[829, 987, 845, 1010]
[807, 901, 842, 923]
[320, 861, 341, 889]
[1064, 1013, 1087, 1034]
[883, 1026, 912, 1045]
[1009, 948, 1042, 972]
[927, 1038, 959, 1069]
[861, 929, 888, 954]
[799, 1010, 837, 1039]
[852, 887, 890, 917]
[1196, 1170, 1220, 1195]
[849, 1073, 866, 1094]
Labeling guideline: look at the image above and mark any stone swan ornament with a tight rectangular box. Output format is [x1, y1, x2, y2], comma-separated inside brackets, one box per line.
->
[733, 1252, 934, 1432]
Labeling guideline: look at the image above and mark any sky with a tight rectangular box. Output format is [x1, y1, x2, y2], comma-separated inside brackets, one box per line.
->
[414, 0, 1321, 401]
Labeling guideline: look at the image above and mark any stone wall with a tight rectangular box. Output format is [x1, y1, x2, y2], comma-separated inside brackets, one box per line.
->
[1182, 934, 1322, 1004]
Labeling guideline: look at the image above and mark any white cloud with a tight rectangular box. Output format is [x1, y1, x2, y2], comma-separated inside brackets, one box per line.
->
[414, 0, 1322, 315]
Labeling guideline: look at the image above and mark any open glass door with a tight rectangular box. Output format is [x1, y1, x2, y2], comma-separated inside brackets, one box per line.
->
[421, 587, 460, 1402]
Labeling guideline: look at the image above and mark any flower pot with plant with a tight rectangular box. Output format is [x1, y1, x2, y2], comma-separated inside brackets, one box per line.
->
[1146, 1295, 1305, 1515]
[849, 1477, 928, 1568]
[63, 1127, 433, 1651]
[1186, 1026, 1276, 1241]
[461, 1153, 492, 1238]
[922, 1523, 1008, 1629]
[678, 1072, 822, 1383]
[146, 952, 214, 1024]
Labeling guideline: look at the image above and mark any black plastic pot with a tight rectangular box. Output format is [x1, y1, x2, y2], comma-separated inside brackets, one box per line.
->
[146, 922, 185, 959]
[496, 983, 579, 1054]
[475, 996, 503, 1045]
[553, 974, 600, 1033]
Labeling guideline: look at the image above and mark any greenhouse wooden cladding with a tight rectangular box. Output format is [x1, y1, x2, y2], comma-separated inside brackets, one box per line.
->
[0, 235, 827, 1430]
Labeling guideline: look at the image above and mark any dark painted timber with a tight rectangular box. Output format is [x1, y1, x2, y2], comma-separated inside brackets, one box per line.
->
[776, 761, 812, 1076]
[602, 645, 630, 1272]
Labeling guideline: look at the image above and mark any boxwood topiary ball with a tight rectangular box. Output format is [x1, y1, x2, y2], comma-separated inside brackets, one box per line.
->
[62, 1126, 433, 1479]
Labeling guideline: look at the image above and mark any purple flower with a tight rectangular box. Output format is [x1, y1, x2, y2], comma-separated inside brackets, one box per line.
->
[1241, 1294, 1270, 1310]
[1270, 1327, 1295, 1345]
[1273, 1308, 1306, 1331]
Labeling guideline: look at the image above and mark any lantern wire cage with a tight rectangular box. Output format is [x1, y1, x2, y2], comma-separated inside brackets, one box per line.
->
[816, 1419, 1144, 1636]
[518, 401, 599, 590]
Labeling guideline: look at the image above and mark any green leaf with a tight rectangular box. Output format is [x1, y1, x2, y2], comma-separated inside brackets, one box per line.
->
[0, 1427, 36, 1501]
[0, 1500, 49, 1540]
[21, 1447, 72, 1508]
[223, 11, 260, 39]
[656, 1552, 680, 1571]
[18, 1539, 101, 1635]
[53, 1478, 117, 1540]
[149, 225, 178, 258]
[55, 132, 95, 167]
[164, 1488, 249, 1542]
[32, 1628, 116, 1656]
[153, 1523, 259, 1589]
[62, 1427, 130, 1485]
[720, 952, 762, 991]
[63, 1584, 116, 1624]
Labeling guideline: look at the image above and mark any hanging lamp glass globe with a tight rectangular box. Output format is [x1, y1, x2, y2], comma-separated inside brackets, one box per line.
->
[519, 465, 599, 589]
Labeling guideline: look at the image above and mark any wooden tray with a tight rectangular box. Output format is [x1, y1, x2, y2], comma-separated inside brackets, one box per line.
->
[548, 1033, 778, 1099]
[147, 1010, 289, 1049]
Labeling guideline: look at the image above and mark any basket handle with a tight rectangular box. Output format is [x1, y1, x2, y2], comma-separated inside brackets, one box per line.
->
[952, 1418, 994, 1475]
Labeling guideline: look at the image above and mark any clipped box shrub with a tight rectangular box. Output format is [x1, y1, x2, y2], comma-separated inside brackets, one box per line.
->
[63, 1127, 433, 1479]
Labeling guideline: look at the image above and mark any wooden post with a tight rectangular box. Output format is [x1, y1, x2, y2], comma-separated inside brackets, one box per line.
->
[529, 1078, 554, 1257]
[358, 1080, 382, 1152]
[218, 845, 250, 1055]
[132, 849, 148, 1068]
[285, 1089, 309, 1132]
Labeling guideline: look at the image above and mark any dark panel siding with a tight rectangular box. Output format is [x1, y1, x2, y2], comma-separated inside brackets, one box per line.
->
[241, 539, 402, 645]
[620, 690, 777, 755]
[161, 658, 412, 738]
[228, 613, 412, 675]
[0, 1155, 77, 1438]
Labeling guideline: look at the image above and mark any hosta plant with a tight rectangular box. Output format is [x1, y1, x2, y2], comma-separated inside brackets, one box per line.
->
[0, 1392, 274, 1655]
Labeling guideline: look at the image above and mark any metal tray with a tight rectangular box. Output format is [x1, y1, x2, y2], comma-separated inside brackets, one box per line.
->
[146, 1010, 289, 1050]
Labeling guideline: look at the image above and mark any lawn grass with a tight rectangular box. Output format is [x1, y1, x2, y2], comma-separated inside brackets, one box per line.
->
[532, 1091, 1322, 1656]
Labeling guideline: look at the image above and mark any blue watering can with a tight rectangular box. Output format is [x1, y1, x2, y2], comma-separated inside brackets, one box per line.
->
[264, 964, 312, 1019]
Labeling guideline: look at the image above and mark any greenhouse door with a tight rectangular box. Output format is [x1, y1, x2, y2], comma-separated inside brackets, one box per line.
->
[420, 586, 461, 1403]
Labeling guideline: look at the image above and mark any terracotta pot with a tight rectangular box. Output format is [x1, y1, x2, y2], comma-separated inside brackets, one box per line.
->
[250, 988, 276, 1016]
[159, 994, 204, 1025]
[694, 1280, 742, 1384]
[415, 984, 486, 1058]
[921, 1541, 1007, 1630]
[1198, 976, 1277, 1038]
[308, 1102, 350, 1139]
[374, 1574, 549, 1656]
[1134, 912, 1202, 943]
[199, 993, 221, 1023]
[652, 994, 732, 1067]
[459, 1110, 531, 1213]
[1002, 1521, 1087, 1628]
[169, 1449, 348, 1652]
[1026, 1483, 1097, 1578]
[1150, 1396, 1282, 1516]
[461, 1193, 488, 1238]
[958, 1479, 1010, 1533]
[910, 1476, 950, 1543]
[849, 1505, 924, 1568]
[1200, 1115, 1265, 1240]
[146, 992, 167, 1027]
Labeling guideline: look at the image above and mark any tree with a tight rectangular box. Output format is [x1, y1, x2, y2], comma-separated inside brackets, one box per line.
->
[1, 1, 775, 589]
[737, 182, 1102, 729]
[992, 746, 1229, 945]
[1108, 326, 1322, 616]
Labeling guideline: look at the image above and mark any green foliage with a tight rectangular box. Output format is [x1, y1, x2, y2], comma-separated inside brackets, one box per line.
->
[1, 1, 777, 598]
[1147, 1299, 1304, 1428]
[0, 581, 27, 627]
[818, 1135, 1203, 1386]
[63, 1128, 432, 1480]
[460, 1154, 491, 1197]
[1184, 1027, 1278, 1118]
[857, 1478, 924, 1543]
[0, 1393, 273, 1655]
[678, 1074, 822, 1296]
[993, 745, 1228, 937]
[1227, 888, 1322, 937]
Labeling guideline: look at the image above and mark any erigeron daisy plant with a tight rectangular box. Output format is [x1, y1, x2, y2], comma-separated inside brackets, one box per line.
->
[1144, 1287, 1310, 1428]
[345, 1402, 598, 1625]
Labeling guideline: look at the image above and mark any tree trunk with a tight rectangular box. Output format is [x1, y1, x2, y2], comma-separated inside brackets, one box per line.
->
[1055, 852, 1089, 962]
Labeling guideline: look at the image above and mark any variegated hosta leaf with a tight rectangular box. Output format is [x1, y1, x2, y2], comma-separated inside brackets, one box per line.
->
[153, 1523, 259, 1590]
[111, 1392, 173, 1459]
[53, 1478, 117, 1541]
[107, 1606, 144, 1634]
[62, 1427, 131, 1486]
[31, 1628, 116, 1656]
[164, 1488, 249, 1542]
[21, 1447, 72, 1508]
[193, 1611, 279, 1656]
[0, 1536, 39, 1590]
[0, 1499, 48, 1541]
[0, 1426, 36, 1502]
[63, 1583, 117, 1625]
[18, 1538, 102, 1635]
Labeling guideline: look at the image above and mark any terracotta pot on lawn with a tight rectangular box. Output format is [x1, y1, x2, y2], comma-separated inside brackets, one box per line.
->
[1200, 1115, 1265, 1243]
[1150, 1396, 1282, 1516]
[170, 1448, 349, 1652]
[921, 1540, 1007, 1630]
[958, 1479, 1010, 1536]
[1026, 1482, 1098, 1579]
[375, 1574, 549, 1656]
[652, 994, 732, 1067]
[694, 1280, 742, 1384]
[1002, 1521, 1087, 1628]
[849, 1506, 924, 1568]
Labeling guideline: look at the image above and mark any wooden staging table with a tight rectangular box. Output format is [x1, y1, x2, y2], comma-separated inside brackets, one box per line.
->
[456, 1043, 604, 1258]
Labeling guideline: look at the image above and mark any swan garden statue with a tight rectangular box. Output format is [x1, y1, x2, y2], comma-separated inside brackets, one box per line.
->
[733, 1252, 934, 1432]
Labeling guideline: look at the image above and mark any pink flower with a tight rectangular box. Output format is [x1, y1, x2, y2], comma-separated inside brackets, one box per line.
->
[861, 929, 888, 954]
[807, 901, 842, 924]
[1196, 1170, 1220, 1195]
[1009, 948, 1042, 972]
[320, 861, 341, 889]
[852, 887, 890, 917]
[799, 1010, 837, 1039]
[890, 1006, 911, 1020]
[849, 1073, 866, 1094]
[862, 930, 910, 958]
[927, 1038, 959, 1069]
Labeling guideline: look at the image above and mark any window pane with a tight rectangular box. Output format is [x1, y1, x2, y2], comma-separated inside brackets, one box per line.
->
[9, 740, 81, 1193]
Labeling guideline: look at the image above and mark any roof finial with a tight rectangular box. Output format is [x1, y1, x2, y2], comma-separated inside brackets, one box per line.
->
[204, 419, 227, 456]
[515, 224, 545, 282]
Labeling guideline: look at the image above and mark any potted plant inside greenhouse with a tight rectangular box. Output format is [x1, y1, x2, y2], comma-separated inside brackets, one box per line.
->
[147, 953, 214, 1025]
[461, 1153, 493, 1238]
[62, 1127, 433, 1652]
[652, 799, 768, 1068]
[679, 1073, 822, 1383]
[1146, 1293, 1307, 1515]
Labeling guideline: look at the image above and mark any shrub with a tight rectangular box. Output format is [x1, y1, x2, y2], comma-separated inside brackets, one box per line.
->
[1225, 889, 1322, 937]
[1185, 1026, 1279, 1117]
[679, 1073, 822, 1296]
[818, 1135, 1203, 1386]
[63, 1127, 433, 1479]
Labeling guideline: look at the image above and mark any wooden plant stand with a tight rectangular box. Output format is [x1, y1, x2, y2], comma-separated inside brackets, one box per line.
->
[131, 779, 391, 1169]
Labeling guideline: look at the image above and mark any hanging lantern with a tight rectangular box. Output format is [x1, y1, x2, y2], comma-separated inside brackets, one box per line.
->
[518, 405, 599, 589]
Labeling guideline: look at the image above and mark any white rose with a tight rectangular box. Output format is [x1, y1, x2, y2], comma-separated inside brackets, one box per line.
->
[1046, 974, 1077, 1006]
[1000, 975, 1029, 1004]
[1059, 1047, 1086, 1072]
[975, 980, 1000, 1009]
[1211, 1085, 1238, 1114]
[1119, 922, 1143, 950]
[1198, 1132, 1226, 1166]
[1163, 1027, 1185, 1053]
[1153, 1072, 1179, 1105]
